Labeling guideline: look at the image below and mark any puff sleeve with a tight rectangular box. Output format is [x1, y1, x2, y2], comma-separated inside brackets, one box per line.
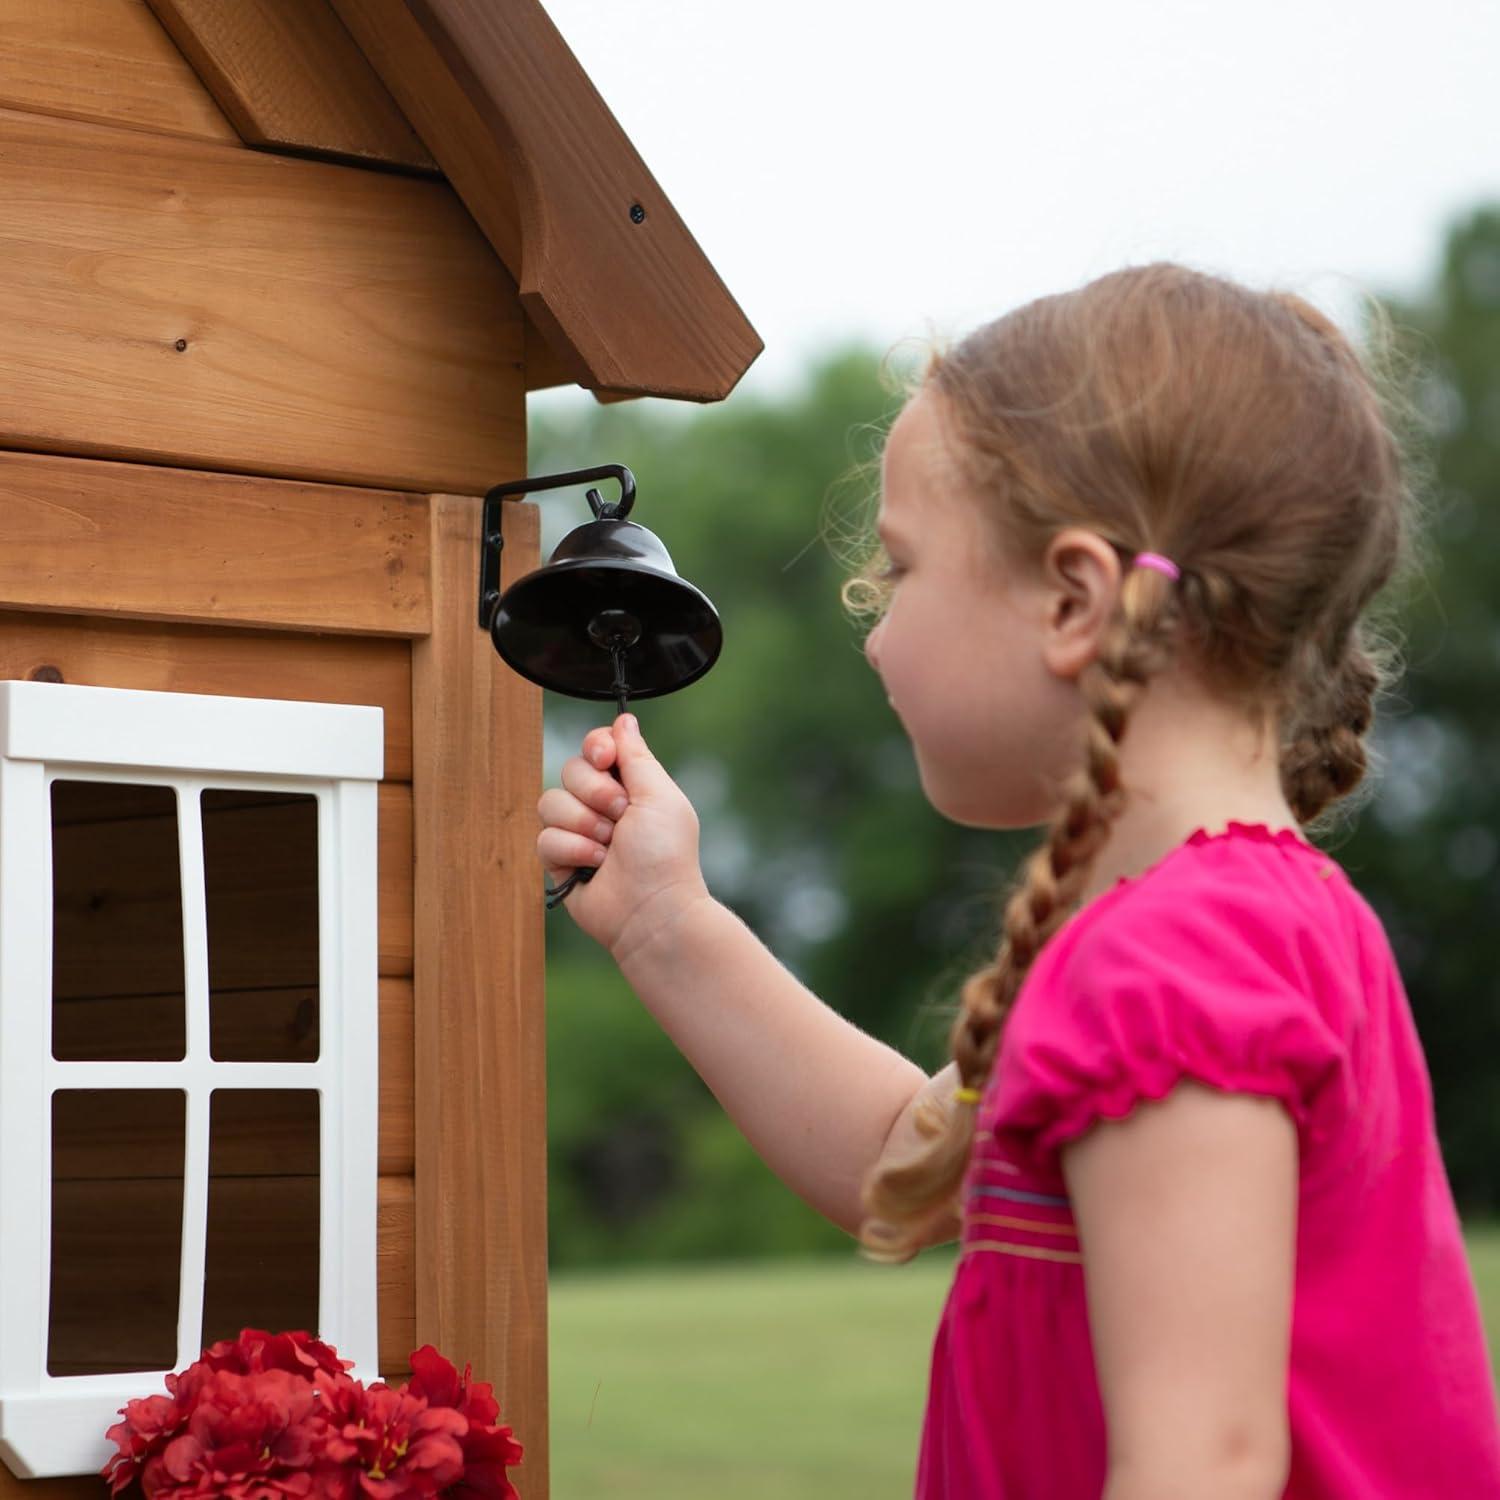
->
[991, 882, 1351, 1156]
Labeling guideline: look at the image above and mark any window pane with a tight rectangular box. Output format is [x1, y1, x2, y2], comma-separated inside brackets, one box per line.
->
[202, 1090, 319, 1345]
[51, 780, 185, 1061]
[203, 791, 319, 1061]
[49, 1090, 184, 1374]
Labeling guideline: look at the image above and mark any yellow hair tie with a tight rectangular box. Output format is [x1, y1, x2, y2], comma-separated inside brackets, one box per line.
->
[953, 1087, 982, 1105]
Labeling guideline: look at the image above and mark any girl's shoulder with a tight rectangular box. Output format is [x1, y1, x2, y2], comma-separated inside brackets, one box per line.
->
[1029, 819, 1364, 1000]
[990, 821, 1380, 1155]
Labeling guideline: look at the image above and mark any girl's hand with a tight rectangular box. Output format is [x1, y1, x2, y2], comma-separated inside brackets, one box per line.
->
[536, 713, 710, 961]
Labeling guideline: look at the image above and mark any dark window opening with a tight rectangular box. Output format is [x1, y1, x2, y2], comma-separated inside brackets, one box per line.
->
[202, 1089, 320, 1345]
[51, 780, 185, 1061]
[203, 790, 320, 1062]
[49, 1089, 185, 1374]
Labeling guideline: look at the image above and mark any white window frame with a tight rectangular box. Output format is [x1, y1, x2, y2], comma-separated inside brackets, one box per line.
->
[0, 681, 383, 1479]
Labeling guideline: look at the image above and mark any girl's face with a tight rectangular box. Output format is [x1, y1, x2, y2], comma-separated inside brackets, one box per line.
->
[864, 389, 1097, 830]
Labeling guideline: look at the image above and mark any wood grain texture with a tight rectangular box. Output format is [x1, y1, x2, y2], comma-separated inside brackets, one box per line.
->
[524, 314, 577, 394]
[0, 0, 236, 144]
[412, 494, 547, 1491]
[378, 977, 416, 1176]
[332, 0, 762, 401]
[0, 612, 414, 778]
[0, 450, 430, 637]
[327, 0, 579, 400]
[0, 107, 524, 494]
[147, 0, 568, 403]
[325, 0, 520, 267]
[0, 1472, 99, 1496]
[376, 1174, 415, 1371]
[145, 0, 438, 174]
[378, 782, 415, 978]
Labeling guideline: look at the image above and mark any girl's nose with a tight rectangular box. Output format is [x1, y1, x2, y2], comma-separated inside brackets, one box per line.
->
[864, 619, 884, 672]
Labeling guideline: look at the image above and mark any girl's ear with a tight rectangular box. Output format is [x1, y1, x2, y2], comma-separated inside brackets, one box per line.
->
[1037, 528, 1123, 682]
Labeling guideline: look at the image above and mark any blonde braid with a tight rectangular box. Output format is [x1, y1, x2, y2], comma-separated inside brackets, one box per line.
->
[859, 559, 1184, 1261]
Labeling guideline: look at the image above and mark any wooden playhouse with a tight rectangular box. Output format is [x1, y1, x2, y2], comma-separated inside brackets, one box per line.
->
[0, 1, 760, 1490]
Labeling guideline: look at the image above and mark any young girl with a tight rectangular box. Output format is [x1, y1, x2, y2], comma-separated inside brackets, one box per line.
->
[535, 262, 1500, 1498]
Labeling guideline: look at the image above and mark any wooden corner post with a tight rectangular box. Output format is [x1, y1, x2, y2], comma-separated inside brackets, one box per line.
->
[412, 495, 547, 1496]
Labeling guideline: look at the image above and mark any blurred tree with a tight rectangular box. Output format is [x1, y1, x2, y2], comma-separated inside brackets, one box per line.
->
[1344, 204, 1500, 1211]
[531, 214, 1500, 1263]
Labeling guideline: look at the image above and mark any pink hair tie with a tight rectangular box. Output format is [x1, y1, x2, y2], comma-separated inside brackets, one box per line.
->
[1133, 551, 1181, 581]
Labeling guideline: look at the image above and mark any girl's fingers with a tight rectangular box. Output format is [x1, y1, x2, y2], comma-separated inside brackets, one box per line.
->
[582, 727, 617, 771]
[537, 827, 608, 875]
[537, 786, 615, 845]
[560, 753, 629, 819]
[532, 730, 625, 886]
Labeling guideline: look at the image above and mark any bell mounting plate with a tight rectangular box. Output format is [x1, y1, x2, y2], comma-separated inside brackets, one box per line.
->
[476, 465, 636, 630]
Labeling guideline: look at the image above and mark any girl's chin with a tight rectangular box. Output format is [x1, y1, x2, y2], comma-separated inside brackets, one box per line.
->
[915, 763, 1003, 829]
[915, 755, 1048, 832]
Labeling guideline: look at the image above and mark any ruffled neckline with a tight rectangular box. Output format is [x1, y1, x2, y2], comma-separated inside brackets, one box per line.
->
[1186, 819, 1316, 852]
[1112, 819, 1324, 892]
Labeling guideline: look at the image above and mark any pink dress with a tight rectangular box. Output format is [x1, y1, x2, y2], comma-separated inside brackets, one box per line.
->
[916, 821, 1500, 1498]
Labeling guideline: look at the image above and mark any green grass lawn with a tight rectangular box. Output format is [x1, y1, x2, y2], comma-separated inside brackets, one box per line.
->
[550, 1228, 1500, 1500]
[1469, 1221, 1500, 1369]
[549, 1251, 955, 1498]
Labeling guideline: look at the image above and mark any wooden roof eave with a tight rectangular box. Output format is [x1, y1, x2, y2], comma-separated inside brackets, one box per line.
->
[336, 0, 762, 403]
[147, 0, 762, 402]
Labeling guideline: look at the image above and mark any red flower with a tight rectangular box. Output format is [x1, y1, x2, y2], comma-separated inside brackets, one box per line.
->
[102, 1335, 522, 1500]
[442, 1425, 525, 1500]
[200, 1329, 353, 1383]
[104, 1395, 183, 1497]
[165, 1329, 353, 1431]
[148, 1368, 319, 1498]
[315, 1376, 467, 1498]
[404, 1350, 522, 1500]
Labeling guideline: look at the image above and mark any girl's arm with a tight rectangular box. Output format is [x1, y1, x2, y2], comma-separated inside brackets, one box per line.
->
[617, 892, 961, 1244]
[1060, 1082, 1297, 1500]
[541, 716, 960, 1246]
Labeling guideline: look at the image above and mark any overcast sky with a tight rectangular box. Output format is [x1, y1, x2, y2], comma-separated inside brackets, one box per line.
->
[535, 0, 1500, 410]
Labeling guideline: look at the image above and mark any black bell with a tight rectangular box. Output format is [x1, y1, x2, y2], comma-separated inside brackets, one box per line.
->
[477, 464, 722, 707]
[478, 465, 722, 911]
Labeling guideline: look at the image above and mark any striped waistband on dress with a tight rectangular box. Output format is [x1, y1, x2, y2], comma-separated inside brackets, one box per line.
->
[961, 1133, 1081, 1265]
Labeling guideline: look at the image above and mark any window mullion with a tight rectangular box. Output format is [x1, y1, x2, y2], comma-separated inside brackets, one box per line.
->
[175, 783, 210, 1372]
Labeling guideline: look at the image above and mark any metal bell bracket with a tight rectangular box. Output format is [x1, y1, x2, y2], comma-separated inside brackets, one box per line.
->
[477, 464, 637, 631]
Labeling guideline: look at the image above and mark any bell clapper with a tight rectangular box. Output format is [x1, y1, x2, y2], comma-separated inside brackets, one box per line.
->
[585, 605, 639, 719]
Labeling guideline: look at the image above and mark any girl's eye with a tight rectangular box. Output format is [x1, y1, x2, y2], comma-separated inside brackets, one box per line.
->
[877, 561, 904, 583]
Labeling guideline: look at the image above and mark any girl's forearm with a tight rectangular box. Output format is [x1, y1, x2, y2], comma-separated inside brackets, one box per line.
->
[613, 892, 936, 1237]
